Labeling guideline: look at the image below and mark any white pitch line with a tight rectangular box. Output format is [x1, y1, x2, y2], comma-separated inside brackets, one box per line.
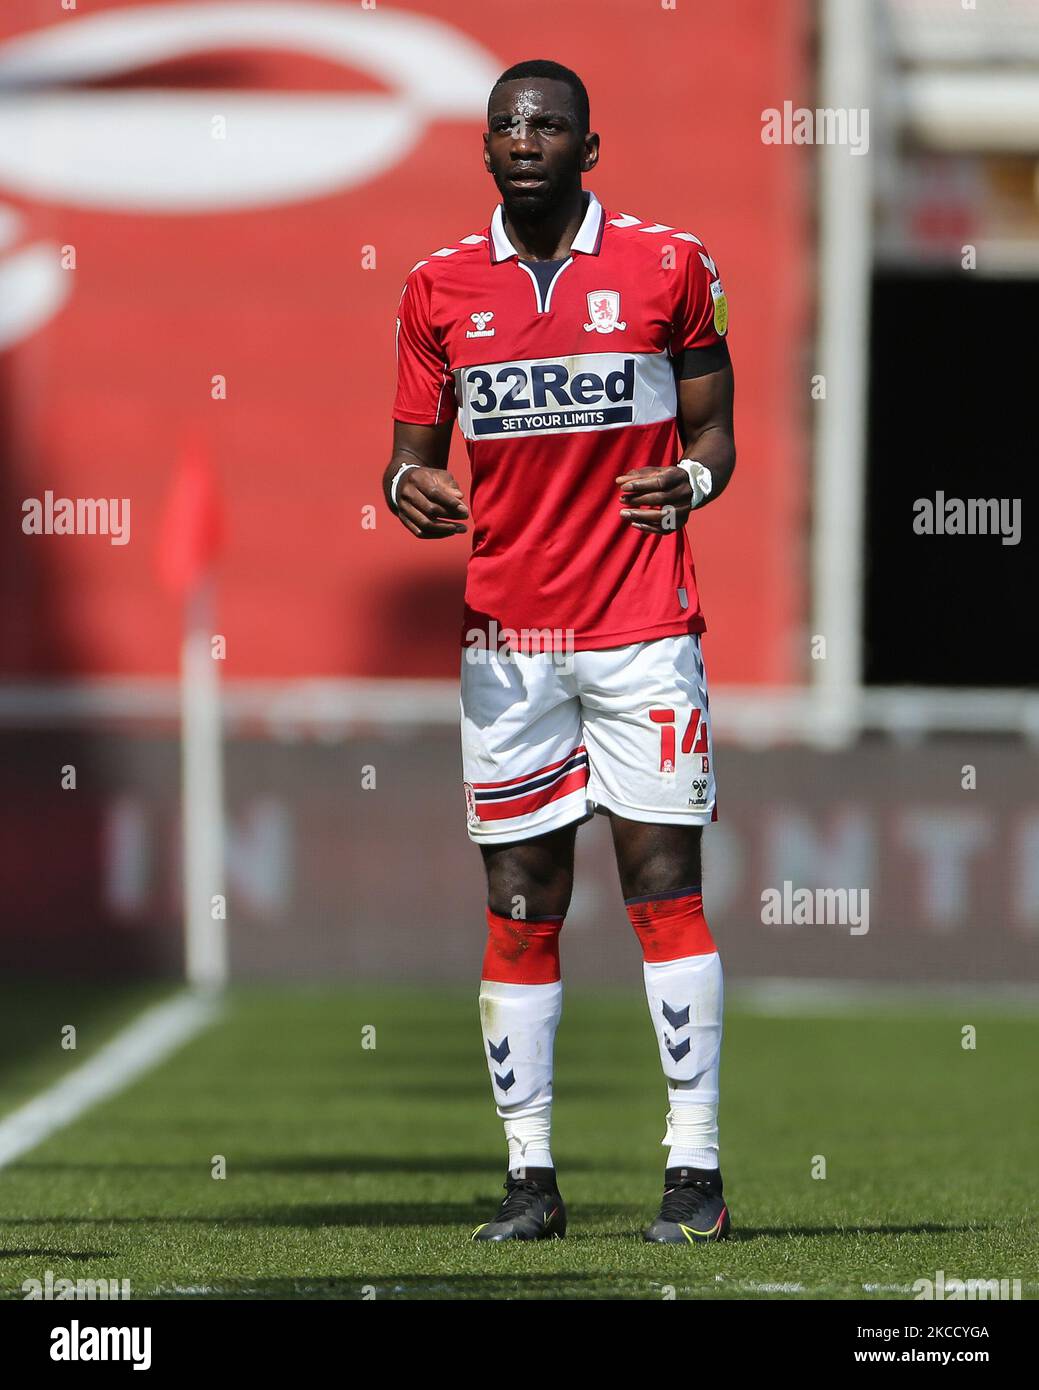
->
[0, 989, 222, 1168]
[731, 978, 1039, 1016]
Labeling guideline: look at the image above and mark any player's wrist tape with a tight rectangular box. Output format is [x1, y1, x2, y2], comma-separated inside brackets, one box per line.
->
[389, 460, 420, 510]
[677, 458, 713, 510]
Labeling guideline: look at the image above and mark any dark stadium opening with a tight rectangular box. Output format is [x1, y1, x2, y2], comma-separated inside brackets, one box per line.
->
[864, 271, 1038, 687]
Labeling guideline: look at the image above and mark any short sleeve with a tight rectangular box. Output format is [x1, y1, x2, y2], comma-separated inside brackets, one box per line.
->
[392, 270, 457, 426]
[668, 240, 728, 356]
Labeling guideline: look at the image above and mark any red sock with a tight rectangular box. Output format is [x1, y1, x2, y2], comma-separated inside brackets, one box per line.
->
[624, 887, 716, 962]
[482, 907, 563, 984]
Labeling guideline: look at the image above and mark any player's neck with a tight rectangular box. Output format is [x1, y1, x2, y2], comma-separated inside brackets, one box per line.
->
[502, 187, 589, 263]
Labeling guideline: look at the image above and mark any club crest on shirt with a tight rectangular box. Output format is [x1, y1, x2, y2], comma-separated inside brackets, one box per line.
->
[583, 290, 627, 334]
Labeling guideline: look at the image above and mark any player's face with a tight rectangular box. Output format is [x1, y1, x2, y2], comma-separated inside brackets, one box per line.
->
[483, 79, 593, 214]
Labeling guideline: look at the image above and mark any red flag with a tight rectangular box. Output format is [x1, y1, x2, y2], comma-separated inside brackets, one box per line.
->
[156, 433, 224, 596]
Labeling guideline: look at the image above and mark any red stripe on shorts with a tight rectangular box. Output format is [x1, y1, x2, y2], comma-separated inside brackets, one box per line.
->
[470, 744, 587, 791]
[475, 766, 589, 822]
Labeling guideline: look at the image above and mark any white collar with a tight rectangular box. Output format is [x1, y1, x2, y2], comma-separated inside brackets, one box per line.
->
[489, 189, 604, 263]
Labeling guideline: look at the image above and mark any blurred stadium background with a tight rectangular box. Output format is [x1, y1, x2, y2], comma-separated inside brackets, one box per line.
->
[0, 0, 1036, 997]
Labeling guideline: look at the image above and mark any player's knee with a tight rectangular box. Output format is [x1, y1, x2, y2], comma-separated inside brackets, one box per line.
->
[486, 881, 572, 922]
[482, 846, 574, 922]
[625, 886, 717, 962]
[613, 828, 702, 903]
[482, 906, 564, 984]
[619, 852, 681, 901]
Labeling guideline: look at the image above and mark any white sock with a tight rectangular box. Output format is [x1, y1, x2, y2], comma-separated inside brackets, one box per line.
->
[642, 952, 723, 1171]
[663, 1088, 719, 1170]
[479, 979, 562, 1172]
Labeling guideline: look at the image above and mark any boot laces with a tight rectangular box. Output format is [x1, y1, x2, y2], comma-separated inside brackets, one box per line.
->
[659, 1178, 718, 1223]
[497, 1177, 551, 1221]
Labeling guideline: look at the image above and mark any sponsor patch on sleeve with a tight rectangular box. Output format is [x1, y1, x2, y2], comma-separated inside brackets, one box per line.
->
[710, 278, 728, 336]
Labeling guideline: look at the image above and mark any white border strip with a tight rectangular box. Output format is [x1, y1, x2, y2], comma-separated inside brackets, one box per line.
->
[811, 0, 874, 742]
[0, 990, 221, 1169]
[731, 977, 1039, 1016]
[0, 679, 1037, 745]
[900, 71, 1039, 154]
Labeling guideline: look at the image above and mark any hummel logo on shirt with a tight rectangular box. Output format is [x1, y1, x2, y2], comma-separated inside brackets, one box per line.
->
[466, 310, 495, 338]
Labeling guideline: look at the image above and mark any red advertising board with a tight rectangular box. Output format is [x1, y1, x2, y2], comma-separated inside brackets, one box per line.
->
[0, 0, 808, 682]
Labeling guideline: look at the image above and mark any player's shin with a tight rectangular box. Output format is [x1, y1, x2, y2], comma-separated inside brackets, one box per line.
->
[479, 908, 564, 1174]
[625, 888, 723, 1171]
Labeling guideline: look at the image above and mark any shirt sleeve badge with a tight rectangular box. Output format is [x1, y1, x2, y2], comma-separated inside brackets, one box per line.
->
[710, 279, 728, 336]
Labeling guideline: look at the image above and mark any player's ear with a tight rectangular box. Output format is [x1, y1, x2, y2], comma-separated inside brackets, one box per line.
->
[581, 132, 600, 173]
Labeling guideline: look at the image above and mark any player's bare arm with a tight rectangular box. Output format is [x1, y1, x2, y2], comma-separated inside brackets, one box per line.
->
[383, 419, 469, 539]
[616, 362, 735, 533]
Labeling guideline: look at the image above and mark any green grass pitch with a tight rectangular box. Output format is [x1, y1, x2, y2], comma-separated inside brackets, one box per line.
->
[0, 982, 1035, 1300]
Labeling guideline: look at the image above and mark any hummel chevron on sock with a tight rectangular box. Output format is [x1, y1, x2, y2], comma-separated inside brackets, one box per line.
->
[479, 908, 564, 1172]
[625, 887, 723, 1172]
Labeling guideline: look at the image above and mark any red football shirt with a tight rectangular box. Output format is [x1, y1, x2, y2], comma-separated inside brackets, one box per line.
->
[392, 190, 728, 652]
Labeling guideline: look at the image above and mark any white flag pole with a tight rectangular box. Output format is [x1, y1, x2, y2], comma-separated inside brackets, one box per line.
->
[181, 575, 227, 990]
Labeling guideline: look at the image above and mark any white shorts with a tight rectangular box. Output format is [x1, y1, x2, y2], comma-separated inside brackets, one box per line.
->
[460, 633, 717, 843]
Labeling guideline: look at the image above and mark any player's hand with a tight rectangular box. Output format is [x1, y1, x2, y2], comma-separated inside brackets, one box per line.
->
[615, 466, 692, 533]
[395, 467, 469, 540]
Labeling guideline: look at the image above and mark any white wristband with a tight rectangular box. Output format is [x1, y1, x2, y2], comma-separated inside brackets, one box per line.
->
[677, 458, 713, 510]
[389, 461, 420, 510]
